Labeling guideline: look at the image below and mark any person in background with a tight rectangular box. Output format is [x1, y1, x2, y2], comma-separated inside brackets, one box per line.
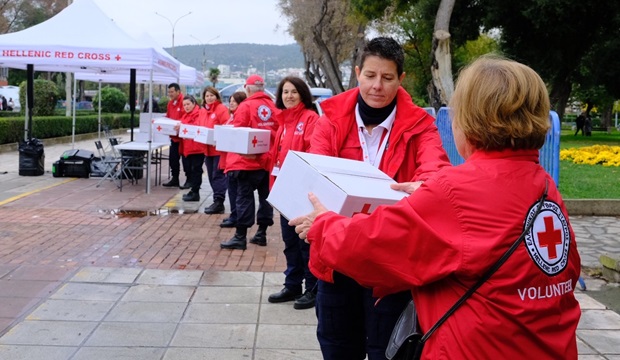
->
[220, 75, 279, 250]
[291, 55, 581, 359]
[142, 97, 161, 113]
[574, 112, 586, 136]
[299, 37, 451, 359]
[219, 91, 247, 228]
[202, 86, 231, 214]
[176, 95, 207, 202]
[7, 98, 14, 111]
[163, 83, 190, 189]
[267, 76, 319, 310]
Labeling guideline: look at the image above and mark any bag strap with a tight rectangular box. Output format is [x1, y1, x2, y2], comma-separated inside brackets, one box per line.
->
[418, 180, 549, 345]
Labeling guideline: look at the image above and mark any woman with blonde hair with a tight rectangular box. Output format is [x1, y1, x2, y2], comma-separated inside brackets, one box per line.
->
[291, 56, 581, 359]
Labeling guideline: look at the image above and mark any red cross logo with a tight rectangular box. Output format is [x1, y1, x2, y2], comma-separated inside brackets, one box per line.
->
[537, 216, 562, 259]
[115, 54, 121, 61]
[260, 108, 269, 118]
[353, 204, 372, 215]
[182, 128, 188, 135]
[156, 125, 162, 132]
[251, 136, 258, 147]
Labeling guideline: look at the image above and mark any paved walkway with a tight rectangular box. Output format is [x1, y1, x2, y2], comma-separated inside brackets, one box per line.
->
[0, 137, 618, 359]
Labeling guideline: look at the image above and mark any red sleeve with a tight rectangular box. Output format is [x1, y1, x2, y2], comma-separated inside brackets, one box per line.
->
[303, 111, 319, 151]
[307, 177, 463, 298]
[215, 104, 229, 126]
[308, 115, 337, 156]
[410, 123, 452, 182]
[232, 102, 251, 128]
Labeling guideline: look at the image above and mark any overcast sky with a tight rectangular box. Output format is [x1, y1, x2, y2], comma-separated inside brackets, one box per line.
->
[91, 0, 296, 49]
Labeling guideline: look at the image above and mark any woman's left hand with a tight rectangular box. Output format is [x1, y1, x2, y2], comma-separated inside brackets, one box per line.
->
[390, 181, 424, 194]
[289, 192, 328, 240]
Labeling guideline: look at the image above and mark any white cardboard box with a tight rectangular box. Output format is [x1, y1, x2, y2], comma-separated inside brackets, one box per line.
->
[194, 127, 215, 145]
[215, 126, 271, 154]
[213, 125, 233, 143]
[267, 151, 408, 220]
[152, 117, 180, 136]
[179, 124, 200, 139]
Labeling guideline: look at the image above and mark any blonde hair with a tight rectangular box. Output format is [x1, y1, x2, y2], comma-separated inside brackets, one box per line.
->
[449, 56, 550, 151]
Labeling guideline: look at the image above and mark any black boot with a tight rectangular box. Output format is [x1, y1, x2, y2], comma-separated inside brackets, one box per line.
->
[162, 177, 179, 187]
[204, 200, 225, 214]
[182, 191, 200, 202]
[249, 225, 268, 246]
[220, 227, 247, 250]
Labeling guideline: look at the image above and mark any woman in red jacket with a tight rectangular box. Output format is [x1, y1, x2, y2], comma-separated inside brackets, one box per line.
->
[201, 87, 231, 214]
[177, 95, 207, 202]
[218, 91, 247, 228]
[291, 56, 581, 359]
[267, 76, 319, 310]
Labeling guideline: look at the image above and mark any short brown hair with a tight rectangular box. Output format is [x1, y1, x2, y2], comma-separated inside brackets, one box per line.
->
[202, 86, 222, 102]
[450, 56, 550, 151]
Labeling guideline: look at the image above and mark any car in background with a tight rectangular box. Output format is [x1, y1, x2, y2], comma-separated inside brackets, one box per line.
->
[310, 87, 333, 116]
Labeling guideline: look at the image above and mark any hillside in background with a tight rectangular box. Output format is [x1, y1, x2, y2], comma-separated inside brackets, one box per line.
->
[170, 43, 304, 72]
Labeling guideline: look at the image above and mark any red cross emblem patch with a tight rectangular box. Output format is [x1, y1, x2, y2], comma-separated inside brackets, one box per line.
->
[523, 200, 571, 276]
[257, 105, 272, 121]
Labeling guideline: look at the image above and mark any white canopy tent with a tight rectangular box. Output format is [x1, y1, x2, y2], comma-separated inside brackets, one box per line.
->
[0, 0, 180, 192]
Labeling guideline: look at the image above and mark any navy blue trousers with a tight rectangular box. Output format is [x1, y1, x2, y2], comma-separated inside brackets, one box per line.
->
[168, 140, 188, 179]
[234, 169, 273, 228]
[227, 173, 238, 222]
[316, 272, 411, 360]
[185, 153, 204, 193]
[204, 155, 227, 202]
[280, 215, 316, 293]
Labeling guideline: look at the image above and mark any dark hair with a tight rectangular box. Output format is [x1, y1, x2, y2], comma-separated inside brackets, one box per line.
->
[202, 86, 222, 102]
[360, 37, 404, 76]
[183, 95, 197, 104]
[275, 76, 313, 110]
[168, 83, 180, 91]
[230, 91, 247, 105]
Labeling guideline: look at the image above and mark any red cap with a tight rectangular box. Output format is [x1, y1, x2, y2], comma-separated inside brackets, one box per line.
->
[245, 74, 264, 86]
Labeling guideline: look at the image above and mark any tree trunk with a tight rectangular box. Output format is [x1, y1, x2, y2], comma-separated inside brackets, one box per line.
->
[429, 0, 455, 110]
[347, 23, 366, 90]
[312, 0, 345, 94]
[548, 77, 572, 120]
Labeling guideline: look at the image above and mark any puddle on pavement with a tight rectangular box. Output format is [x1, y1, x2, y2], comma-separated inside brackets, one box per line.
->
[97, 208, 198, 218]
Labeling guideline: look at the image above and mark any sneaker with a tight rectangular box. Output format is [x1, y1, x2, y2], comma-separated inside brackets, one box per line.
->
[293, 290, 316, 310]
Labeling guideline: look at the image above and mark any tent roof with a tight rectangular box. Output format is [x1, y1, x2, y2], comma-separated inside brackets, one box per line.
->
[74, 33, 203, 86]
[0, 0, 179, 77]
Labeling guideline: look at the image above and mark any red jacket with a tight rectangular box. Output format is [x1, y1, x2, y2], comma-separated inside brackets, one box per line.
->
[225, 91, 279, 172]
[308, 87, 451, 281]
[180, 106, 207, 157]
[269, 103, 319, 188]
[203, 100, 230, 157]
[166, 92, 184, 143]
[308, 149, 581, 359]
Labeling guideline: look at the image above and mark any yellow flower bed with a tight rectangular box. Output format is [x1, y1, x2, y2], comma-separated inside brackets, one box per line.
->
[560, 145, 620, 166]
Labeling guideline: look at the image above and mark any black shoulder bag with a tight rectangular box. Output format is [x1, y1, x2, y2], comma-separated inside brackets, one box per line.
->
[386, 181, 548, 360]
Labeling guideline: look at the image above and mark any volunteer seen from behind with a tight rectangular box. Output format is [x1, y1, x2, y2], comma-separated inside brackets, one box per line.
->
[291, 56, 581, 359]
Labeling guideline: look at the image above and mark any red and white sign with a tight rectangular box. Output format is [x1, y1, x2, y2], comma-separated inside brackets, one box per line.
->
[194, 127, 215, 145]
[179, 124, 200, 139]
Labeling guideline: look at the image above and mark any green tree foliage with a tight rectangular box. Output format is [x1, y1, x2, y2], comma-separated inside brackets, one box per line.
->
[18, 79, 58, 116]
[209, 68, 220, 87]
[93, 86, 126, 114]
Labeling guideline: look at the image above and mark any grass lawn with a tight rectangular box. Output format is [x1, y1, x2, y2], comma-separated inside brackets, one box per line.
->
[558, 129, 620, 199]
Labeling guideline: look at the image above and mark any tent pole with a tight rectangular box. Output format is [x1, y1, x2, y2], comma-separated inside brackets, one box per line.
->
[25, 64, 34, 141]
[98, 80, 102, 140]
[71, 74, 77, 149]
[146, 70, 154, 194]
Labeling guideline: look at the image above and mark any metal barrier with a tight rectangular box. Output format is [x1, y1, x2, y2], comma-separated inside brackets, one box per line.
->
[434, 107, 561, 185]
